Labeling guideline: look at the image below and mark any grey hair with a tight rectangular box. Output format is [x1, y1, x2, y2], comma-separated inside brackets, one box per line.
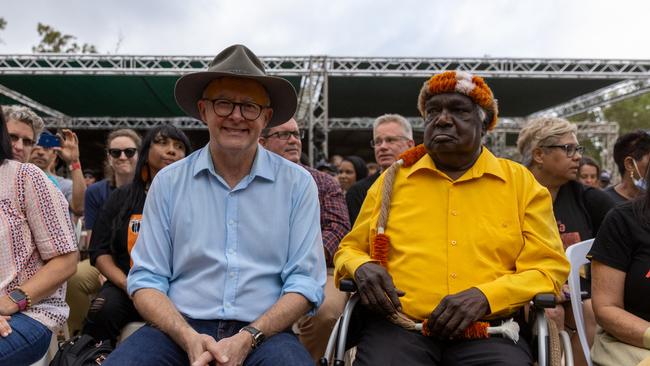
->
[2, 105, 45, 139]
[517, 117, 578, 167]
[373, 114, 413, 139]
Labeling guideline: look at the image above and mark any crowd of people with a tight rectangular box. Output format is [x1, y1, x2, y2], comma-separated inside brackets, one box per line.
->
[0, 44, 648, 366]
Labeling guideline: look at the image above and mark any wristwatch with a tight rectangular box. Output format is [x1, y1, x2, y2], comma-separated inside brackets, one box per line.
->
[239, 326, 265, 348]
[8, 288, 30, 311]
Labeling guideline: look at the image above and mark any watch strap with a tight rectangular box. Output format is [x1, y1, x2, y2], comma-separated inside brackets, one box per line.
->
[239, 326, 265, 348]
[8, 288, 30, 311]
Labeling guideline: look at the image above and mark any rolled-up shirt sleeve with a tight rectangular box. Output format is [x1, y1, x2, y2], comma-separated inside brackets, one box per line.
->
[127, 175, 173, 296]
[281, 177, 327, 313]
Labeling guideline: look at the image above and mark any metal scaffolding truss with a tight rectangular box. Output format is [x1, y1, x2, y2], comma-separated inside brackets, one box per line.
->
[3, 54, 650, 78]
[0, 54, 639, 162]
[530, 78, 650, 118]
[43, 116, 204, 129]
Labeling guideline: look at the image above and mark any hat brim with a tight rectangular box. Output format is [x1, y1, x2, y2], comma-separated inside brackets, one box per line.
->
[174, 71, 297, 128]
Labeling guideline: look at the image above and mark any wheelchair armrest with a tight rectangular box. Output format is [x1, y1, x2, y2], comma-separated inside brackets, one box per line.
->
[339, 279, 358, 293]
[533, 293, 556, 308]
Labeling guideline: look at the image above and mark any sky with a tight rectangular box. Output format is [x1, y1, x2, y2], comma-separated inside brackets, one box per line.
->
[1, 0, 648, 59]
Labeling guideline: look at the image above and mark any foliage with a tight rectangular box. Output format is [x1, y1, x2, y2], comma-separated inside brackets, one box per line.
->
[0, 17, 6, 43]
[32, 23, 97, 53]
[601, 92, 650, 134]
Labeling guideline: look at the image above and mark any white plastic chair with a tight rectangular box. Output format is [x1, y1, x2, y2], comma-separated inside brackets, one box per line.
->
[565, 238, 594, 366]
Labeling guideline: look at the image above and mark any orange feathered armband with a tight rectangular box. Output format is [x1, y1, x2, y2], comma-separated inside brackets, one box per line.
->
[399, 144, 427, 167]
[371, 233, 390, 267]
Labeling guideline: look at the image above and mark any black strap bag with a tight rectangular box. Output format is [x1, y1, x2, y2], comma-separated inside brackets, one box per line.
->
[49, 334, 113, 366]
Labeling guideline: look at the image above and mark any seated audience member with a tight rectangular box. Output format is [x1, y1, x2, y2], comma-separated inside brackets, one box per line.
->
[334, 71, 569, 365]
[599, 170, 612, 189]
[337, 155, 368, 194]
[29, 129, 86, 216]
[330, 154, 343, 170]
[3, 104, 44, 164]
[366, 162, 379, 176]
[579, 156, 601, 188]
[85, 129, 142, 231]
[316, 160, 338, 177]
[260, 117, 351, 361]
[0, 106, 78, 364]
[346, 114, 414, 225]
[84, 126, 191, 344]
[605, 130, 650, 204]
[83, 169, 98, 187]
[103, 44, 325, 366]
[65, 129, 142, 336]
[589, 165, 650, 365]
[517, 117, 616, 366]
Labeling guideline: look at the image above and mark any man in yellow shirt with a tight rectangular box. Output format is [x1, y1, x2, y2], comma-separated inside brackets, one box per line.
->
[334, 70, 570, 365]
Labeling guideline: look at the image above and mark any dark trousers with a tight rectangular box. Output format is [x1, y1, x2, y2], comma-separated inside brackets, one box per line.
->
[352, 309, 533, 366]
[103, 318, 313, 366]
[82, 281, 142, 344]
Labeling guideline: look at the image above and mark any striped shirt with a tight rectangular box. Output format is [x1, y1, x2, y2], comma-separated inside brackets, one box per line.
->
[0, 160, 78, 330]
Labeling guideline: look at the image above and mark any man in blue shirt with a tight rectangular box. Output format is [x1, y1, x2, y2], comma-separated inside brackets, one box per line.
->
[105, 45, 326, 366]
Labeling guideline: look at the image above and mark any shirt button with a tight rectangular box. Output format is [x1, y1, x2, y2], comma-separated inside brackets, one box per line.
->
[225, 303, 231, 308]
[451, 240, 457, 246]
[450, 273, 457, 279]
[451, 210, 458, 216]
[229, 272, 235, 278]
[228, 248, 235, 255]
[228, 220, 235, 226]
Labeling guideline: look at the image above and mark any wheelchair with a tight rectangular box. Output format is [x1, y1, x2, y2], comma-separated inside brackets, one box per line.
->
[321, 280, 573, 366]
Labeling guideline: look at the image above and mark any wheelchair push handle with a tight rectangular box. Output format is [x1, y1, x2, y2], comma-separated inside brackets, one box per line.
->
[533, 293, 557, 309]
[339, 279, 358, 292]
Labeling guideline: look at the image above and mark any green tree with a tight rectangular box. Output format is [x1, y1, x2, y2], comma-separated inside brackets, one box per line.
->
[32, 23, 97, 53]
[602, 92, 650, 134]
[0, 17, 6, 43]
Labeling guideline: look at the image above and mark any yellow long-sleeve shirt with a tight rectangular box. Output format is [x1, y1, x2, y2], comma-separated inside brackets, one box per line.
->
[334, 148, 569, 320]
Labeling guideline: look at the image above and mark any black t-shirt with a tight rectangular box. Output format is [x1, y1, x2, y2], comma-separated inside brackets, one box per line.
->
[88, 184, 146, 275]
[604, 186, 629, 206]
[553, 180, 616, 249]
[589, 203, 650, 322]
[345, 171, 381, 226]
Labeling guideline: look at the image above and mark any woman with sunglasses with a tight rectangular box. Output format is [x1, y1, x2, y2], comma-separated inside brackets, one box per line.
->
[0, 106, 79, 364]
[82, 125, 191, 345]
[517, 117, 615, 366]
[65, 129, 143, 337]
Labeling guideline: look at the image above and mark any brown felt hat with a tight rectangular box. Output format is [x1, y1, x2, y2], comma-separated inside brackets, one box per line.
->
[174, 44, 297, 127]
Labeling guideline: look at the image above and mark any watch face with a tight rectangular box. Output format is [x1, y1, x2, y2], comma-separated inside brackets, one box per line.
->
[9, 290, 26, 302]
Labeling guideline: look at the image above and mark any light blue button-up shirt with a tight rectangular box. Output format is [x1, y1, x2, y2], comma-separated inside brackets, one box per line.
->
[127, 144, 326, 322]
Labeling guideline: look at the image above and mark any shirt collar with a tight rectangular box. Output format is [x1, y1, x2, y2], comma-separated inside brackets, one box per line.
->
[407, 147, 506, 183]
[192, 144, 275, 183]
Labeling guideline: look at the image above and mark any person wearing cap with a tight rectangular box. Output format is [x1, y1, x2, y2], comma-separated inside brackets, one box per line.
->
[104, 45, 325, 366]
[334, 71, 569, 365]
[259, 117, 350, 361]
[28, 128, 86, 217]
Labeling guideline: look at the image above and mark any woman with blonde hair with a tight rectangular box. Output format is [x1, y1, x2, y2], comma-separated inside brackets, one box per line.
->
[65, 128, 142, 336]
[517, 117, 615, 365]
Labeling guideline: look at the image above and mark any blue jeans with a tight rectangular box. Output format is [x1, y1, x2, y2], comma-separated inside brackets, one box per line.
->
[0, 312, 52, 365]
[104, 318, 314, 366]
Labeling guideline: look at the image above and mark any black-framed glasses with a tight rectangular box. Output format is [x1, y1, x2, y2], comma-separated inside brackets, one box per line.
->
[202, 98, 269, 121]
[540, 144, 585, 158]
[370, 136, 410, 148]
[264, 130, 305, 140]
[107, 148, 137, 159]
[9, 134, 35, 148]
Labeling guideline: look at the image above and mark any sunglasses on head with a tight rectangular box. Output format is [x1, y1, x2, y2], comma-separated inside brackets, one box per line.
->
[107, 148, 137, 159]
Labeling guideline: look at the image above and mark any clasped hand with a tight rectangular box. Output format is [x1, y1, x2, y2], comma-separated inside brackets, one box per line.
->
[426, 287, 490, 339]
